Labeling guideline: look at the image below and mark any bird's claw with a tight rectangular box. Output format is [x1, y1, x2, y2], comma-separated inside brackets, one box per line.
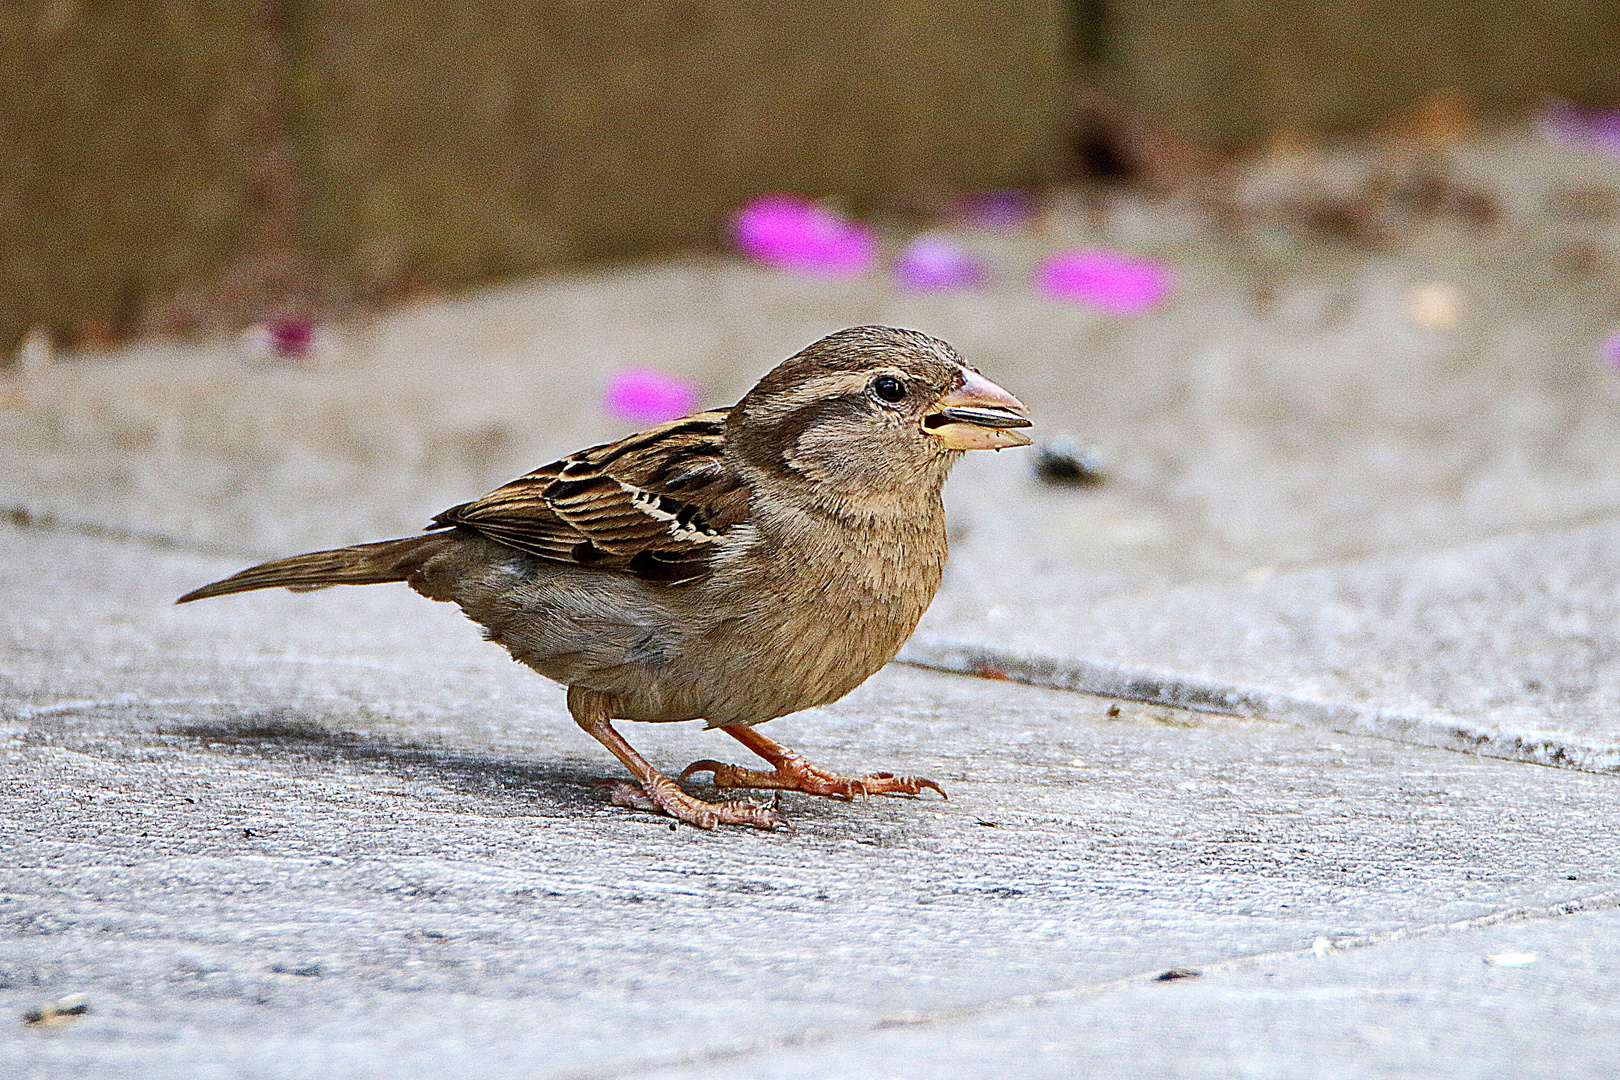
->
[604, 777, 787, 831]
[679, 757, 946, 801]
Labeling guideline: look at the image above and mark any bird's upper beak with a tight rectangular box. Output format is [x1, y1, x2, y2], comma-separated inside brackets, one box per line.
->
[922, 367, 1033, 450]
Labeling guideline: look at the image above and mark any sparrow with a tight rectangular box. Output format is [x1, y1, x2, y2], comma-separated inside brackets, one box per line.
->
[179, 326, 1032, 829]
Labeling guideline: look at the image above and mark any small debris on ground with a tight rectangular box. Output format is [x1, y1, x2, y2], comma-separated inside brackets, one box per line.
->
[1484, 951, 1538, 967]
[1035, 436, 1107, 486]
[1406, 282, 1462, 330]
[23, 994, 89, 1028]
[1155, 967, 1202, 981]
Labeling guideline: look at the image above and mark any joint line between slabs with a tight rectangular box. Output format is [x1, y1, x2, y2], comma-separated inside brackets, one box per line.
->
[553, 887, 1620, 1080]
[2, 505, 270, 562]
[900, 641, 1620, 778]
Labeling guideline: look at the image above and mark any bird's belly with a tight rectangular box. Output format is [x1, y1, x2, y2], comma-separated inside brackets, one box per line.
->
[617, 585, 927, 726]
[449, 531, 939, 728]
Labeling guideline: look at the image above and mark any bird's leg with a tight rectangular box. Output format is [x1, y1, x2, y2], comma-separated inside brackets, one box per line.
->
[680, 725, 946, 801]
[567, 687, 785, 830]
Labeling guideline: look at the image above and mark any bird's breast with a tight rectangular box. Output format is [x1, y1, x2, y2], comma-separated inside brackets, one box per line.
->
[677, 502, 947, 724]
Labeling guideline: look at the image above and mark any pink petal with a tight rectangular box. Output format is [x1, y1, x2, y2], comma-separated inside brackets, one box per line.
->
[1602, 329, 1620, 372]
[895, 235, 985, 291]
[733, 194, 875, 277]
[267, 316, 314, 358]
[1537, 103, 1620, 157]
[605, 369, 699, 426]
[1037, 250, 1171, 314]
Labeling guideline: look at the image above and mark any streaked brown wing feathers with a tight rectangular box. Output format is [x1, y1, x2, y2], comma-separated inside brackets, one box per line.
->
[429, 410, 748, 582]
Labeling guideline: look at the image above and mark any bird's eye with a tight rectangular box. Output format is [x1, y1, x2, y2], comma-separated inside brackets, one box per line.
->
[871, 375, 907, 403]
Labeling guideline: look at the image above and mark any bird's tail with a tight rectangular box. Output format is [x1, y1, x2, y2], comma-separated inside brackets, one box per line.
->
[176, 534, 450, 604]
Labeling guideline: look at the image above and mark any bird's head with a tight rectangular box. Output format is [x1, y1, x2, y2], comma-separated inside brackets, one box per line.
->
[728, 326, 1031, 502]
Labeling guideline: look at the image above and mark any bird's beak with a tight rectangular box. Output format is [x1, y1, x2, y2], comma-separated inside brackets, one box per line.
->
[922, 368, 1033, 450]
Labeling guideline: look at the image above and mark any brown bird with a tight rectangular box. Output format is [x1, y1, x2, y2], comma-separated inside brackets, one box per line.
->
[179, 326, 1032, 829]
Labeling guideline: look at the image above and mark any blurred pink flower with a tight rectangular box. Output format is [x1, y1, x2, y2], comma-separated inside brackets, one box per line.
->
[1536, 103, 1620, 157]
[1602, 329, 1620, 372]
[605, 368, 699, 426]
[242, 316, 316, 362]
[267, 316, 314, 358]
[733, 194, 875, 276]
[1037, 250, 1171, 314]
[895, 235, 985, 291]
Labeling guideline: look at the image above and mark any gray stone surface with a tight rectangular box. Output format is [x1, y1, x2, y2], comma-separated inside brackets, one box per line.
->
[912, 513, 1620, 774]
[3, 523, 1617, 1078]
[6, 157, 1620, 776]
[650, 897, 1620, 1080]
[6, 130, 1620, 1075]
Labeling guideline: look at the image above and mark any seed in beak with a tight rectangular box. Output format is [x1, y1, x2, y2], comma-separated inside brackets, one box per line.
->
[924, 368, 1033, 450]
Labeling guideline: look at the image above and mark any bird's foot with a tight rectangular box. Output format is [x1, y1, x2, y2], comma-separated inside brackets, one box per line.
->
[679, 752, 946, 801]
[602, 774, 787, 831]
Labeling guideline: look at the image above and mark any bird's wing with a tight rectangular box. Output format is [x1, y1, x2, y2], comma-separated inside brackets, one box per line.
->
[429, 410, 751, 583]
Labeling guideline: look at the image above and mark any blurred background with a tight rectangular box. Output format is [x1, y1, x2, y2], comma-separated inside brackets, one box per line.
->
[4, 0, 1620, 621]
[5, 0, 1618, 352]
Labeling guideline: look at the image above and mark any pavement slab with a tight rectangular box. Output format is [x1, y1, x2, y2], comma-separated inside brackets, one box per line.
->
[6, 132, 1620, 1075]
[3, 522, 1619, 1078]
[649, 897, 1620, 1080]
[912, 513, 1620, 775]
[4, 143, 1620, 778]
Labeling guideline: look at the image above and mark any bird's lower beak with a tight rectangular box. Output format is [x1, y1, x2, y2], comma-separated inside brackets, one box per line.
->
[923, 368, 1033, 450]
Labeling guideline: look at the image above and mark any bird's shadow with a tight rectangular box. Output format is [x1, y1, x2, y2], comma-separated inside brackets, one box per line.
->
[166, 710, 608, 816]
[162, 709, 844, 826]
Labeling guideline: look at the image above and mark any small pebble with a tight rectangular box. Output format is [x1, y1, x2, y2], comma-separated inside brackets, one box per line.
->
[1155, 967, 1201, 981]
[16, 326, 52, 374]
[23, 994, 89, 1027]
[1035, 437, 1107, 486]
[1406, 282, 1461, 330]
[1484, 951, 1538, 968]
[605, 368, 699, 426]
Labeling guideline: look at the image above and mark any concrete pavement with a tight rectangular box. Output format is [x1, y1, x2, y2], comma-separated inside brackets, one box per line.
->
[6, 133, 1620, 1075]
[4, 524, 1619, 1079]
